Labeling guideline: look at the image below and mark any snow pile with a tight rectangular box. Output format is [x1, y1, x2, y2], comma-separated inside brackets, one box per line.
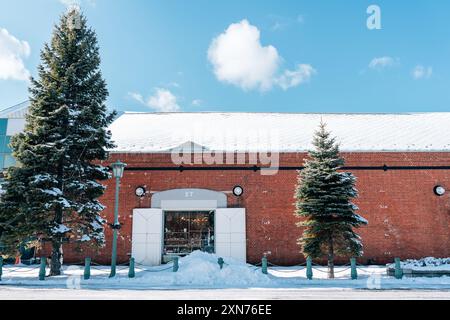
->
[143, 251, 272, 287]
[399, 257, 450, 270]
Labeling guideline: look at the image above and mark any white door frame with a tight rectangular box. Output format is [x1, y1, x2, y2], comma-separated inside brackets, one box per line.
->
[132, 189, 247, 265]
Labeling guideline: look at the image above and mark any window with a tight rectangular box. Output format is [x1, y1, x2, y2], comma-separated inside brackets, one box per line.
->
[0, 135, 15, 170]
[0, 136, 11, 153]
[163, 210, 215, 261]
[0, 136, 5, 153]
[0, 119, 7, 136]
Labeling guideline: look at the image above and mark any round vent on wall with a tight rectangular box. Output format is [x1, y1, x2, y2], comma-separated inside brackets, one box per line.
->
[434, 185, 445, 196]
[135, 186, 146, 197]
[233, 185, 244, 197]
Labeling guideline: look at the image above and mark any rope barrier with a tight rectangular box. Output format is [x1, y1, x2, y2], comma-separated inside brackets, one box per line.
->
[246, 263, 261, 271]
[132, 261, 175, 272]
[135, 261, 174, 267]
[116, 266, 129, 271]
[311, 262, 351, 267]
[311, 267, 329, 273]
[249, 262, 262, 267]
[3, 267, 40, 273]
[333, 267, 352, 273]
[356, 262, 369, 267]
[90, 267, 111, 273]
[90, 267, 107, 271]
[356, 267, 382, 275]
[0, 257, 390, 280]
[267, 261, 307, 268]
[90, 262, 107, 267]
[90, 262, 101, 266]
[61, 260, 85, 265]
[137, 266, 173, 273]
[268, 268, 305, 273]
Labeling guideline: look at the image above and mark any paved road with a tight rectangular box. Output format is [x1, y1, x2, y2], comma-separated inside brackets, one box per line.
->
[0, 286, 449, 300]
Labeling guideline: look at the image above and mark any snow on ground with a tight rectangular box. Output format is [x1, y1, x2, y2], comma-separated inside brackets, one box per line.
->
[1, 251, 450, 291]
[389, 257, 450, 271]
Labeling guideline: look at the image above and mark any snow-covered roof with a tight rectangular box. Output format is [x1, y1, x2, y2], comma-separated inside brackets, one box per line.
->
[109, 112, 450, 152]
[0, 101, 29, 119]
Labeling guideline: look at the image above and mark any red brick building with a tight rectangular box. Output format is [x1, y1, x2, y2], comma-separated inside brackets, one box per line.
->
[62, 113, 450, 265]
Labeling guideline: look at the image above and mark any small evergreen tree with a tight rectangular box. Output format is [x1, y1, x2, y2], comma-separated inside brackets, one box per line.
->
[295, 122, 368, 278]
[0, 8, 115, 276]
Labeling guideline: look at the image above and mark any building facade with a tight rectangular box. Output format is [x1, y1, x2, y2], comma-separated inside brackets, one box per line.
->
[62, 112, 450, 265]
[1, 107, 449, 265]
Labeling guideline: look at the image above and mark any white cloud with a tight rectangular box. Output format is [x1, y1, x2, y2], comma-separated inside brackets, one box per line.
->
[128, 92, 145, 104]
[275, 64, 316, 90]
[148, 88, 180, 112]
[269, 14, 304, 31]
[369, 56, 396, 70]
[207, 19, 314, 92]
[270, 22, 284, 31]
[208, 20, 279, 91]
[58, 0, 96, 8]
[168, 81, 180, 88]
[129, 88, 180, 112]
[0, 28, 31, 81]
[412, 65, 432, 80]
[59, 0, 80, 6]
[191, 99, 202, 106]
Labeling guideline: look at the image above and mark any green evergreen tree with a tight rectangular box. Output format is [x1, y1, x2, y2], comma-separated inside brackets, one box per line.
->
[295, 122, 368, 278]
[0, 8, 115, 276]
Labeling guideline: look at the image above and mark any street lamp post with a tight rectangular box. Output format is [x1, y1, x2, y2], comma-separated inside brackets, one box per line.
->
[109, 160, 126, 278]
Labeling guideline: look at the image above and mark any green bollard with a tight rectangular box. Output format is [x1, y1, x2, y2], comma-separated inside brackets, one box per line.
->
[261, 256, 268, 275]
[394, 258, 403, 279]
[0, 257, 3, 281]
[306, 257, 313, 280]
[218, 257, 224, 270]
[128, 258, 135, 278]
[39, 257, 46, 281]
[173, 256, 179, 272]
[84, 257, 91, 280]
[350, 258, 357, 280]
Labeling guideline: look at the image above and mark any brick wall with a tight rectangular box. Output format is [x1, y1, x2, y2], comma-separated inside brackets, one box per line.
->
[59, 152, 450, 265]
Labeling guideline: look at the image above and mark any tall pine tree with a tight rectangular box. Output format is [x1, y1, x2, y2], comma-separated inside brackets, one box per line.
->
[0, 8, 115, 276]
[295, 122, 368, 278]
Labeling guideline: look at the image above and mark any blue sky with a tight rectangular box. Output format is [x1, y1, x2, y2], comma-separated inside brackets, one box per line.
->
[0, 0, 449, 113]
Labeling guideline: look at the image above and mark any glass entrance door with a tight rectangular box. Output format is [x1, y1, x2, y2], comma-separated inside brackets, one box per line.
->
[163, 210, 215, 262]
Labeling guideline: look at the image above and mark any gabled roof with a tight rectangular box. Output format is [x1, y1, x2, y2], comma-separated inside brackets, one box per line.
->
[108, 112, 450, 152]
[0, 101, 29, 119]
